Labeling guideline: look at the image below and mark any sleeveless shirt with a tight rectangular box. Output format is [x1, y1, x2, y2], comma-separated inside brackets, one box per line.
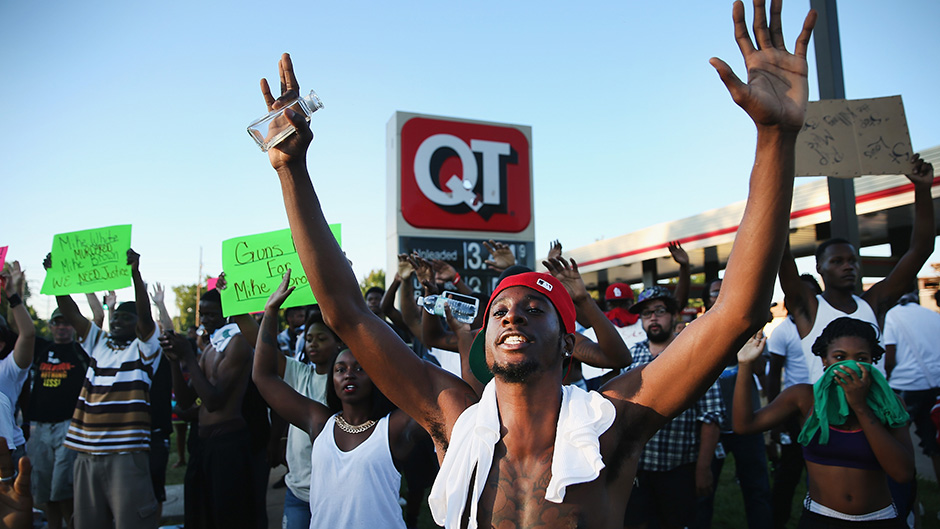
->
[801, 294, 883, 383]
[308, 414, 406, 529]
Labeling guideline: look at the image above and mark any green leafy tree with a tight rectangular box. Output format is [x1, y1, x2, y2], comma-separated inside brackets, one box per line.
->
[172, 283, 200, 332]
[359, 269, 385, 296]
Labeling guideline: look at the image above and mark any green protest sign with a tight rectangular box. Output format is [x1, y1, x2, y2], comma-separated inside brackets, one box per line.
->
[220, 225, 341, 317]
[41, 225, 133, 295]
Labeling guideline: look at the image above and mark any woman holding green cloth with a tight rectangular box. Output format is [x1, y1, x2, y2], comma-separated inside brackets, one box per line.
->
[734, 317, 913, 527]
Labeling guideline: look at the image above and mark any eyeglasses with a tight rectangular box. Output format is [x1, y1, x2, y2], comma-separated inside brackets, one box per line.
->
[640, 307, 668, 319]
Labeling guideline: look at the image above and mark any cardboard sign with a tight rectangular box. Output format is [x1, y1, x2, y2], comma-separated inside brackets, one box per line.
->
[220, 225, 341, 317]
[796, 96, 913, 178]
[40, 225, 133, 295]
[0, 246, 7, 274]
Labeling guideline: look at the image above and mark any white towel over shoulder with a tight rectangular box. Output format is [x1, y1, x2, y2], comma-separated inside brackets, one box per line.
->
[428, 381, 616, 528]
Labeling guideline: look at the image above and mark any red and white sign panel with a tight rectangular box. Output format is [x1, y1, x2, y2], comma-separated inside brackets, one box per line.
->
[400, 117, 531, 233]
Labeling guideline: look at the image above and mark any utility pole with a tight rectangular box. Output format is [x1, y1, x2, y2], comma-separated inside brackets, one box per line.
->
[810, 0, 860, 250]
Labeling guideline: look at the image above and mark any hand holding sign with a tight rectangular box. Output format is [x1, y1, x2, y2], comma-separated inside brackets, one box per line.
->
[40, 225, 133, 295]
[907, 153, 934, 190]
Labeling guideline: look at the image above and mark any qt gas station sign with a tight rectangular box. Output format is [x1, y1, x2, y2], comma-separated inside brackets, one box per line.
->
[387, 112, 534, 297]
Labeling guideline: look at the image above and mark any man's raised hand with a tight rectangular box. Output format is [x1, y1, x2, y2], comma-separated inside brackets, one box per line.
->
[261, 53, 313, 170]
[542, 257, 590, 305]
[397, 254, 414, 280]
[150, 282, 165, 306]
[483, 240, 515, 272]
[907, 153, 934, 189]
[265, 270, 297, 312]
[710, 0, 816, 132]
[667, 241, 689, 268]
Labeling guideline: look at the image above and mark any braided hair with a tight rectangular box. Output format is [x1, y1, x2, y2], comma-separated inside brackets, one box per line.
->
[810, 317, 884, 363]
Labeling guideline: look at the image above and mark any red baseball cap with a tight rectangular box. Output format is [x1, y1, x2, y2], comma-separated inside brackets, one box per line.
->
[469, 272, 576, 384]
[605, 282, 634, 301]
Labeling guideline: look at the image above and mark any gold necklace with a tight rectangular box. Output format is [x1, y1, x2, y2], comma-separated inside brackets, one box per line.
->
[335, 414, 377, 434]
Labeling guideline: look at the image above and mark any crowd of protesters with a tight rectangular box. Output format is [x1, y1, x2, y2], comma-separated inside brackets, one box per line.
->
[0, 1, 938, 528]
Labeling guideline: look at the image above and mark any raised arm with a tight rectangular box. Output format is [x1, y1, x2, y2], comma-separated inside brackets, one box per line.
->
[483, 240, 516, 274]
[732, 332, 800, 434]
[262, 53, 477, 439]
[863, 154, 935, 321]
[46, 253, 91, 340]
[778, 242, 815, 337]
[127, 249, 156, 341]
[604, 0, 816, 431]
[85, 293, 104, 328]
[149, 282, 174, 333]
[158, 333, 197, 410]
[543, 257, 631, 369]
[162, 329, 251, 413]
[412, 254, 467, 353]
[1, 263, 34, 369]
[668, 241, 691, 311]
[395, 261, 426, 341]
[253, 271, 329, 437]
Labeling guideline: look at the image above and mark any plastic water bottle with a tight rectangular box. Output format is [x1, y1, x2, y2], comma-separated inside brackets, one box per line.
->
[417, 295, 477, 324]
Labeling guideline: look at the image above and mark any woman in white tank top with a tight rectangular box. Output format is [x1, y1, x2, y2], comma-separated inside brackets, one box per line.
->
[253, 272, 427, 528]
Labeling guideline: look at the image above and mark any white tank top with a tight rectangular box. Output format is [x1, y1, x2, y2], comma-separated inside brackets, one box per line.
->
[801, 293, 884, 383]
[308, 414, 406, 529]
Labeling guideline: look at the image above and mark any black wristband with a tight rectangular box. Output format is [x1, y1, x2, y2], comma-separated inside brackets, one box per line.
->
[6, 293, 22, 309]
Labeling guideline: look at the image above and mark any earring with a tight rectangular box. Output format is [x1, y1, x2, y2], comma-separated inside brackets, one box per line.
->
[563, 350, 572, 358]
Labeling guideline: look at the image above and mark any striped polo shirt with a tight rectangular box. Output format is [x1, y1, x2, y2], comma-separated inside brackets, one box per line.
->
[65, 323, 162, 454]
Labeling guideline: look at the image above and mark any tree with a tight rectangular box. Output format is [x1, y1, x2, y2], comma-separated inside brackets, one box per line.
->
[359, 269, 385, 296]
[172, 283, 200, 332]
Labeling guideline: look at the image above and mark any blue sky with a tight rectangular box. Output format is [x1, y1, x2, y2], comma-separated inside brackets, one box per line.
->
[3, 0, 938, 319]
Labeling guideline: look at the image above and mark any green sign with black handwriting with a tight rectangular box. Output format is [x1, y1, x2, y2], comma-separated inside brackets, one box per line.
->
[41, 225, 133, 295]
[220, 225, 341, 316]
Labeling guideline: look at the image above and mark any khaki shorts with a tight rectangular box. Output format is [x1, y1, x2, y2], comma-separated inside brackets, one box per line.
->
[28, 420, 78, 504]
[73, 451, 159, 529]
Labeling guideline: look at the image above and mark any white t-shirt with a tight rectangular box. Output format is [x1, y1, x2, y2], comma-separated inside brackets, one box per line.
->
[883, 303, 940, 391]
[767, 317, 810, 389]
[580, 321, 646, 380]
[0, 355, 29, 447]
[283, 357, 329, 500]
[0, 392, 18, 450]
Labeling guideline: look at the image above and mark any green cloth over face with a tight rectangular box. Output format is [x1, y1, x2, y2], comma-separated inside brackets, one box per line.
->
[798, 360, 909, 446]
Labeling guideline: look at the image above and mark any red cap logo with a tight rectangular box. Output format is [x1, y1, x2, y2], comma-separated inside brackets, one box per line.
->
[401, 117, 531, 232]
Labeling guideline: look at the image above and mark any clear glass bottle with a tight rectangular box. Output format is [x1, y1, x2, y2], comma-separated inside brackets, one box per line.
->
[247, 90, 324, 152]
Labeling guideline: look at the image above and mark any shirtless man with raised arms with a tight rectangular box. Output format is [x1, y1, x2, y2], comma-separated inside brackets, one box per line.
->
[259, 1, 816, 526]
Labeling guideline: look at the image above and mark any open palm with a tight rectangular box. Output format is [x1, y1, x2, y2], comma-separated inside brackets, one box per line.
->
[711, 0, 816, 132]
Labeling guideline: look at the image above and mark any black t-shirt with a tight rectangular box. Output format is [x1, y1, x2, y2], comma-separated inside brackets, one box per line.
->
[27, 338, 89, 423]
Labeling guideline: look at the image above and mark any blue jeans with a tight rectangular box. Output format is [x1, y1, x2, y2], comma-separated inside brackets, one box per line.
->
[694, 432, 773, 529]
[282, 487, 311, 529]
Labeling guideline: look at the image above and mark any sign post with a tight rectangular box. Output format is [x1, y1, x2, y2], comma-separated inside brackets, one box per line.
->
[387, 112, 535, 299]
